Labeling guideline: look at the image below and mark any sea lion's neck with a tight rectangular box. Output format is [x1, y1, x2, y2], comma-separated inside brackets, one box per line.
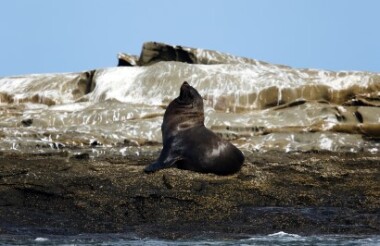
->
[162, 111, 204, 142]
[177, 112, 204, 128]
[164, 111, 204, 130]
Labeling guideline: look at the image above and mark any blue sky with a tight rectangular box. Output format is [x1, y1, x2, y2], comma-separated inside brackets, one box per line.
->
[1, 0, 379, 76]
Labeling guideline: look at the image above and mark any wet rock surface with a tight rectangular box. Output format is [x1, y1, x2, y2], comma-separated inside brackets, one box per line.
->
[2, 42, 380, 154]
[0, 150, 378, 239]
[1, 41, 380, 239]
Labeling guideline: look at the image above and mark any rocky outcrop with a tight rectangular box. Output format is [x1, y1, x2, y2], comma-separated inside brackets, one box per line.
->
[138, 42, 198, 66]
[0, 151, 379, 238]
[117, 53, 139, 66]
[0, 71, 96, 105]
[118, 41, 268, 66]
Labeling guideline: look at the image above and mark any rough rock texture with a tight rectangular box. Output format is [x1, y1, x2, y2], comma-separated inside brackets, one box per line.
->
[0, 71, 96, 105]
[0, 151, 379, 239]
[138, 42, 198, 66]
[117, 53, 139, 66]
[118, 41, 268, 66]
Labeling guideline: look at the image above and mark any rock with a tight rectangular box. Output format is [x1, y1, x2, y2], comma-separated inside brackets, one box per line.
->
[136, 41, 267, 66]
[0, 71, 96, 105]
[21, 119, 33, 127]
[71, 153, 90, 160]
[71, 70, 96, 98]
[117, 53, 139, 66]
[138, 42, 197, 66]
[0, 92, 14, 103]
[0, 151, 378, 239]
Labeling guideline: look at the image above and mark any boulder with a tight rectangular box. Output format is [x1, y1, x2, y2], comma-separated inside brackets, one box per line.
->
[138, 42, 197, 66]
[117, 53, 139, 66]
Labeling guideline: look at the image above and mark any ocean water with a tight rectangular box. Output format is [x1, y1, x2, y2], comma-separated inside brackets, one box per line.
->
[1, 232, 379, 246]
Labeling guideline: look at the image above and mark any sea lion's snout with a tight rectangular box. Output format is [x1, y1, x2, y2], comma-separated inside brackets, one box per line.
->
[181, 81, 190, 89]
[177, 81, 203, 108]
[180, 81, 190, 93]
[178, 81, 192, 102]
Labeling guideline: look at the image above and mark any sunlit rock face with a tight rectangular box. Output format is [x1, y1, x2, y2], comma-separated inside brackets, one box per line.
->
[1, 42, 379, 155]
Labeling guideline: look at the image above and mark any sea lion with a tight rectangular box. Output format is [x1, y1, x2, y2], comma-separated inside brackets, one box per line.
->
[144, 81, 244, 175]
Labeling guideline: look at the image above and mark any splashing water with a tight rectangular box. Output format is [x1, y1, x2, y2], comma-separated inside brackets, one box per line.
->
[1, 50, 380, 156]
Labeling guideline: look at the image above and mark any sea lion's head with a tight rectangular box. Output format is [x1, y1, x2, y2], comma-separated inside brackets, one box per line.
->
[162, 81, 205, 140]
[175, 81, 203, 110]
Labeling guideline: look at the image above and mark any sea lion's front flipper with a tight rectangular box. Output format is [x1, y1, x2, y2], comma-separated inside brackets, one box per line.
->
[144, 157, 182, 173]
[143, 161, 165, 173]
[144, 145, 183, 173]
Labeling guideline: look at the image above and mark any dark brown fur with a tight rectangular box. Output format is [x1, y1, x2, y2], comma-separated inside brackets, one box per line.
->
[144, 82, 244, 175]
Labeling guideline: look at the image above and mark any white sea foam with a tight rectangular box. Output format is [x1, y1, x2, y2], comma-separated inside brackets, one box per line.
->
[86, 62, 377, 110]
[49, 102, 90, 112]
[268, 231, 301, 238]
[1, 61, 377, 111]
[34, 237, 49, 242]
[319, 135, 334, 151]
[90, 67, 145, 103]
